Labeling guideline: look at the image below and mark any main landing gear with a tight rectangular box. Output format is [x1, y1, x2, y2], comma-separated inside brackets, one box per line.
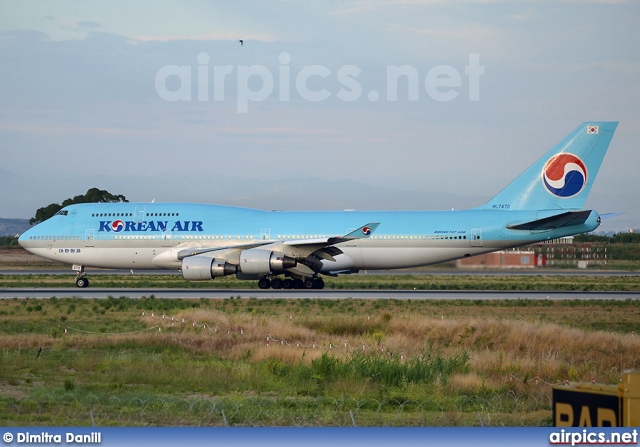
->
[258, 276, 325, 290]
[74, 265, 89, 288]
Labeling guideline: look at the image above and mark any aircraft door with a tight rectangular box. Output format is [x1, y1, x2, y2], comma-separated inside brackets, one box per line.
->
[261, 228, 271, 240]
[85, 229, 95, 247]
[162, 229, 171, 247]
[134, 206, 146, 223]
[470, 228, 482, 247]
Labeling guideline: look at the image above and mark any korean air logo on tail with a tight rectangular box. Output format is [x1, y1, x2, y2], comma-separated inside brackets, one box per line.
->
[362, 226, 372, 236]
[111, 220, 125, 232]
[542, 153, 587, 198]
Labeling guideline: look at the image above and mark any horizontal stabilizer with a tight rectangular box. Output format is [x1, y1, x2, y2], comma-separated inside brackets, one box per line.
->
[506, 210, 593, 231]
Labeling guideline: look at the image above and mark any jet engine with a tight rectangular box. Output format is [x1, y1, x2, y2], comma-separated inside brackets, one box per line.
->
[239, 249, 297, 275]
[181, 256, 237, 281]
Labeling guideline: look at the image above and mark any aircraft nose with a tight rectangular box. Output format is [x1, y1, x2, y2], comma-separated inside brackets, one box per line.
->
[18, 232, 27, 248]
[18, 226, 34, 248]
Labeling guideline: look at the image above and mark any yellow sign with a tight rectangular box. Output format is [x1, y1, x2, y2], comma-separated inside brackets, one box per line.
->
[553, 371, 640, 427]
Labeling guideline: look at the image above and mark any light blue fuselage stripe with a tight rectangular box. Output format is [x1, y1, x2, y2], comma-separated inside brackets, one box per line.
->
[22, 202, 597, 245]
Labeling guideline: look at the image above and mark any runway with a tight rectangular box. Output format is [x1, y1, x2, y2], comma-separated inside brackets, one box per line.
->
[1, 269, 639, 277]
[1, 288, 638, 300]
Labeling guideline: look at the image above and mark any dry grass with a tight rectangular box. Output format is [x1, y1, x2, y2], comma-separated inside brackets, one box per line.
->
[368, 313, 640, 385]
[119, 302, 640, 389]
[1, 298, 639, 407]
[1, 296, 639, 426]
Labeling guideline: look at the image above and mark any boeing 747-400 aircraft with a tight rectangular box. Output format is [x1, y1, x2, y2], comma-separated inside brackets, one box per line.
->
[19, 122, 618, 289]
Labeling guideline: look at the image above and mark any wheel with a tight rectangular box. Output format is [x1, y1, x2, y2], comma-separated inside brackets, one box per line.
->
[292, 279, 303, 289]
[313, 278, 325, 289]
[258, 278, 271, 289]
[76, 277, 89, 288]
[303, 279, 314, 289]
[271, 278, 283, 289]
[282, 279, 293, 289]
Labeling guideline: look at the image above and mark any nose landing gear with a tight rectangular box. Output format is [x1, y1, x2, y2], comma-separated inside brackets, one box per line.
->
[73, 265, 89, 288]
[75, 276, 90, 288]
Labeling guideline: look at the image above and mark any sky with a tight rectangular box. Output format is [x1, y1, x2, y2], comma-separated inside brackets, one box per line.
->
[1, 1, 639, 232]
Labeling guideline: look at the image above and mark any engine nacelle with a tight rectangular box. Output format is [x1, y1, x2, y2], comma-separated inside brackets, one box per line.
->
[239, 249, 297, 275]
[181, 256, 237, 281]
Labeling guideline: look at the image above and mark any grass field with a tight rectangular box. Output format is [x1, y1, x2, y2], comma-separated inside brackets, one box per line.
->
[1, 294, 639, 426]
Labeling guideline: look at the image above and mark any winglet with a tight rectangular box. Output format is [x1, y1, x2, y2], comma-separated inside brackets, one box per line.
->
[282, 223, 379, 248]
[343, 223, 379, 239]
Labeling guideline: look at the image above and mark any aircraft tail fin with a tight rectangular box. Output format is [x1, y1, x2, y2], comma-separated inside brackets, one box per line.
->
[483, 122, 618, 211]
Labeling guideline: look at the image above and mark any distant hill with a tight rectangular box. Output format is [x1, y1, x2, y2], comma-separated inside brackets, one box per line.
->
[0, 218, 30, 236]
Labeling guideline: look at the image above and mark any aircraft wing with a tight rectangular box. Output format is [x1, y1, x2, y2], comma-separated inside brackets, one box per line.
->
[177, 222, 380, 272]
[283, 222, 380, 246]
[506, 210, 593, 231]
[177, 241, 273, 261]
[279, 222, 379, 272]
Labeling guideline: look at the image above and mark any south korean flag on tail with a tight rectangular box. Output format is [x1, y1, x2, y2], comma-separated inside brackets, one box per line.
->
[587, 125, 599, 134]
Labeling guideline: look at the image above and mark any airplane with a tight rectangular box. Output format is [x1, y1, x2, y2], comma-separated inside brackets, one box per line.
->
[18, 121, 618, 290]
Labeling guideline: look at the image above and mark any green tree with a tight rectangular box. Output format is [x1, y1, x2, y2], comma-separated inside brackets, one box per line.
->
[0, 236, 19, 247]
[575, 231, 640, 244]
[30, 188, 128, 225]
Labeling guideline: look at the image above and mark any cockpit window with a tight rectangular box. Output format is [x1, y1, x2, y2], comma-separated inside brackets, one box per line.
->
[55, 210, 68, 216]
